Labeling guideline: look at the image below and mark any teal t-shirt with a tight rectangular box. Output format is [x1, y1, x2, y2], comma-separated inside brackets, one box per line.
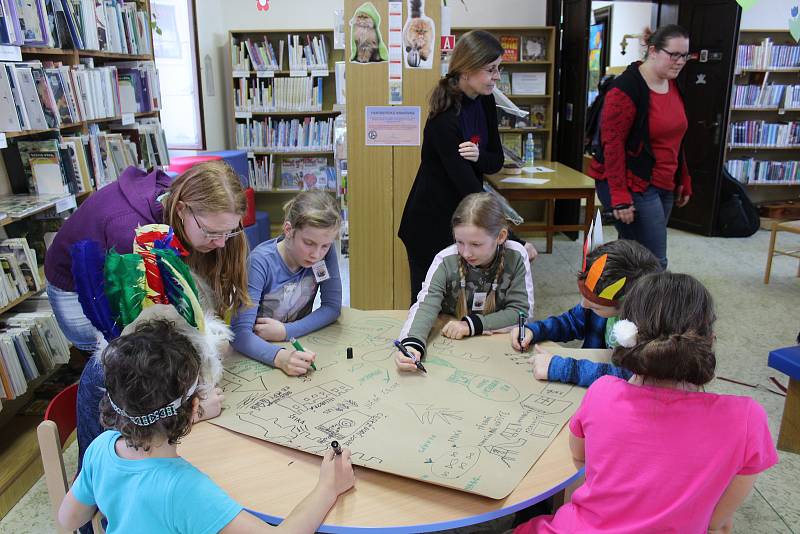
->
[72, 430, 242, 534]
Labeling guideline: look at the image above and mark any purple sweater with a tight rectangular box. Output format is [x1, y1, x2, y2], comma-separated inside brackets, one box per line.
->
[45, 166, 173, 292]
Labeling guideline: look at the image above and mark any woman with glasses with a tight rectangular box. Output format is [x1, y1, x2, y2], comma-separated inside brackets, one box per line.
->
[589, 24, 692, 270]
[44, 161, 250, 473]
[399, 30, 537, 304]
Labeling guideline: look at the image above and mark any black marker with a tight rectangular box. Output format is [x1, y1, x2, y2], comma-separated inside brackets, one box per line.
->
[518, 312, 526, 350]
[393, 340, 427, 373]
[331, 440, 342, 455]
[346, 347, 353, 359]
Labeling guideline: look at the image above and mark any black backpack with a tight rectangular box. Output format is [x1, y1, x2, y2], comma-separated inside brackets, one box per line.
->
[584, 74, 617, 162]
[716, 169, 760, 237]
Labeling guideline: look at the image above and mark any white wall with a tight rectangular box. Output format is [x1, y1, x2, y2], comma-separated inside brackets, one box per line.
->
[592, 1, 652, 67]
[740, 0, 795, 29]
[196, 0, 546, 150]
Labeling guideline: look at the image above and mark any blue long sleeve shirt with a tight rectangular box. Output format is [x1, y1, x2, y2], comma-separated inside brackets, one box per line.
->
[525, 303, 632, 387]
[231, 237, 342, 365]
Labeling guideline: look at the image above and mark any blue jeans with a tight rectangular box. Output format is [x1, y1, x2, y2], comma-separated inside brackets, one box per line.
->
[46, 284, 101, 351]
[76, 357, 105, 472]
[595, 180, 673, 270]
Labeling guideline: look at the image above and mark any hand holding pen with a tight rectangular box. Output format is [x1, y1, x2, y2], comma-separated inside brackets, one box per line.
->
[393, 340, 427, 373]
[510, 324, 534, 352]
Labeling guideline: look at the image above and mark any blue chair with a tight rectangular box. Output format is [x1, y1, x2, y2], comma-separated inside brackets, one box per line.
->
[768, 345, 800, 453]
[202, 150, 249, 189]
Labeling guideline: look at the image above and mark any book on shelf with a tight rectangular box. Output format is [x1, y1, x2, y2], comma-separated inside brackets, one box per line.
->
[512, 71, 546, 95]
[247, 154, 275, 191]
[0, 307, 70, 401]
[236, 115, 334, 152]
[0, 238, 43, 292]
[726, 158, 800, 185]
[234, 75, 323, 113]
[501, 132, 521, 157]
[287, 33, 329, 70]
[496, 70, 511, 94]
[529, 104, 546, 128]
[334, 61, 345, 105]
[521, 36, 546, 61]
[16, 0, 49, 46]
[737, 39, 800, 70]
[0, 0, 25, 46]
[500, 35, 519, 62]
[729, 120, 800, 147]
[279, 157, 335, 191]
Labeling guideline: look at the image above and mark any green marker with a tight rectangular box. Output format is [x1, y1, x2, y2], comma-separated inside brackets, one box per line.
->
[289, 337, 316, 370]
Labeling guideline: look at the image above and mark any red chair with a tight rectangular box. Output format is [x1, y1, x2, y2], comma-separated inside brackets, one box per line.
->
[37, 383, 104, 534]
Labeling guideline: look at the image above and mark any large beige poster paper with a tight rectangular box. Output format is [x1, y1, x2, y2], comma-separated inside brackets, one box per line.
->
[212, 309, 590, 499]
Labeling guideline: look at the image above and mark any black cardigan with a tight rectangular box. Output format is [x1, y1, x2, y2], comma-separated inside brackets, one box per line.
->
[398, 93, 504, 263]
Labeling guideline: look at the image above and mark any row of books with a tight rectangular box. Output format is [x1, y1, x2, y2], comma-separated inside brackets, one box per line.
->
[232, 34, 330, 72]
[497, 104, 545, 129]
[0, 308, 71, 402]
[736, 40, 800, 69]
[728, 120, 800, 147]
[726, 158, 800, 184]
[246, 155, 337, 193]
[236, 116, 334, 152]
[500, 35, 547, 62]
[0, 0, 152, 55]
[0, 59, 161, 133]
[0, 238, 43, 307]
[731, 84, 800, 109]
[4, 117, 169, 195]
[234, 76, 324, 113]
[501, 133, 544, 159]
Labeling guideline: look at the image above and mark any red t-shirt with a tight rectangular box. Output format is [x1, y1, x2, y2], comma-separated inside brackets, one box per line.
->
[649, 83, 688, 190]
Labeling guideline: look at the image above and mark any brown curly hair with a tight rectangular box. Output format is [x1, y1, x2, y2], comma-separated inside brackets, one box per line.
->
[99, 319, 203, 451]
[612, 272, 717, 385]
[578, 239, 661, 299]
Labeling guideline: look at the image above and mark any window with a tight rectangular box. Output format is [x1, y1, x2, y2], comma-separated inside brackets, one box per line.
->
[152, 0, 205, 149]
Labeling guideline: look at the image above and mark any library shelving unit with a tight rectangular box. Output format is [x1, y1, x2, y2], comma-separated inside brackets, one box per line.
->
[726, 29, 800, 205]
[0, 0, 161, 518]
[453, 26, 555, 161]
[227, 29, 344, 233]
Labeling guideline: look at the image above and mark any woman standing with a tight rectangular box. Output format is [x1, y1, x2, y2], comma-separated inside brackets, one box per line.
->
[399, 30, 536, 303]
[589, 25, 692, 270]
[44, 161, 250, 464]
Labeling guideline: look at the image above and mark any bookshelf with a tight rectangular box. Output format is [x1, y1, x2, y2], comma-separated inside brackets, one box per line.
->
[453, 26, 556, 162]
[725, 29, 800, 203]
[0, 0, 164, 518]
[227, 29, 344, 233]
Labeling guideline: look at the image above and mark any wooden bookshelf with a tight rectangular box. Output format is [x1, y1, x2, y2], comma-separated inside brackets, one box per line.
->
[0, 0, 162, 519]
[726, 29, 800, 194]
[227, 29, 344, 227]
[453, 26, 556, 162]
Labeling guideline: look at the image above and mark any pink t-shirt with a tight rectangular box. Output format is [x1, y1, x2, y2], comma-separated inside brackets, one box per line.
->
[517, 376, 778, 534]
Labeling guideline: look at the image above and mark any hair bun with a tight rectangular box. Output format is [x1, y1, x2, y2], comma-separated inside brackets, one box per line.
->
[642, 27, 654, 45]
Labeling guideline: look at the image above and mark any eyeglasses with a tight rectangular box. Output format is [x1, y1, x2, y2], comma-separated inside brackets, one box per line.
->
[481, 65, 504, 76]
[187, 205, 243, 241]
[659, 48, 690, 62]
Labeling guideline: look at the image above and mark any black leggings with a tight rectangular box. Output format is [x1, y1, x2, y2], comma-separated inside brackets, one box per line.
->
[407, 251, 434, 306]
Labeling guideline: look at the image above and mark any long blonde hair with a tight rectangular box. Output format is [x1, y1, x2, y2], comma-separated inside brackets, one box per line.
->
[162, 161, 251, 316]
[429, 30, 503, 119]
[283, 190, 341, 230]
[451, 193, 508, 318]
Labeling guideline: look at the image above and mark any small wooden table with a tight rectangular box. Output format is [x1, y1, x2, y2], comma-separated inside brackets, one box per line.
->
[487, 162, 596, 253]
[179, 330, 610, 533]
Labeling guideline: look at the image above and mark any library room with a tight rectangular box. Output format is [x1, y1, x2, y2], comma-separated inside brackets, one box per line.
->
[0, 0, 798, 532]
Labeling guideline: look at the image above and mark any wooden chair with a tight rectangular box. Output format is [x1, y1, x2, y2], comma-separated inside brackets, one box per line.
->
[37, 383, 104, 534]
[764, 220, 800, 284]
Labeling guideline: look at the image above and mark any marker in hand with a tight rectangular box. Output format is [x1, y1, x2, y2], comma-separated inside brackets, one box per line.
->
[393, 340, 427, 373]
[331, 440, 342, 455]
[289, 337, 316, 370]
[518, 312, 526, 351]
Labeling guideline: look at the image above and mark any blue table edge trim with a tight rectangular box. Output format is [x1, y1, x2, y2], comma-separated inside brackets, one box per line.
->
[246, 467, 586, 533]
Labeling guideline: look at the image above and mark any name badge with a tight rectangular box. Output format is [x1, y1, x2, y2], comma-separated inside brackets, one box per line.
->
[312, 260, 330, 282]
[471, 291, 488, 312]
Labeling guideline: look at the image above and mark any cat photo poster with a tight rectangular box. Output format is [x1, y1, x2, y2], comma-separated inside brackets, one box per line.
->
[349, 1, 389, 64]
[403, 0, 435, 69]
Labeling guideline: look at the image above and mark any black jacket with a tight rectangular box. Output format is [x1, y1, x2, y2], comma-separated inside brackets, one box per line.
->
[398, 93, 504, 263]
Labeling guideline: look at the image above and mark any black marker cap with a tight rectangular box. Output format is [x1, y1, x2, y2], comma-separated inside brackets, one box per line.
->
[346, 347, 353, 359]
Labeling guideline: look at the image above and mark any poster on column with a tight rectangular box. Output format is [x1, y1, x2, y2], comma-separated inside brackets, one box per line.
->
[365, 106, 420, 146]
[403, 0, 435, 69]
[349, 2, 389, 64]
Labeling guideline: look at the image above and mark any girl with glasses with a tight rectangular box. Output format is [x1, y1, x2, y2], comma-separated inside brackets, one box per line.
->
[45, 161, 250, 475]
[399, 30, 537, 306]
[588, 24, 692, 270]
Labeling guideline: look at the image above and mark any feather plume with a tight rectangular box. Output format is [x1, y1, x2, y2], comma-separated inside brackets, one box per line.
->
[70, 240, 121, 340]
[155, 249, 205, 332]
[104, 252, 146, 327]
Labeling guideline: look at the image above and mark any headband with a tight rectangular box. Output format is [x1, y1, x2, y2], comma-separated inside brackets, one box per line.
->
[580, 211, 626, 306]
[107, 376, 199, 427]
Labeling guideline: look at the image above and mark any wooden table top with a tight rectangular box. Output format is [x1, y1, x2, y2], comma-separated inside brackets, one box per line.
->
[179, 312, 611, 533]
[487, 161, 596, 191]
